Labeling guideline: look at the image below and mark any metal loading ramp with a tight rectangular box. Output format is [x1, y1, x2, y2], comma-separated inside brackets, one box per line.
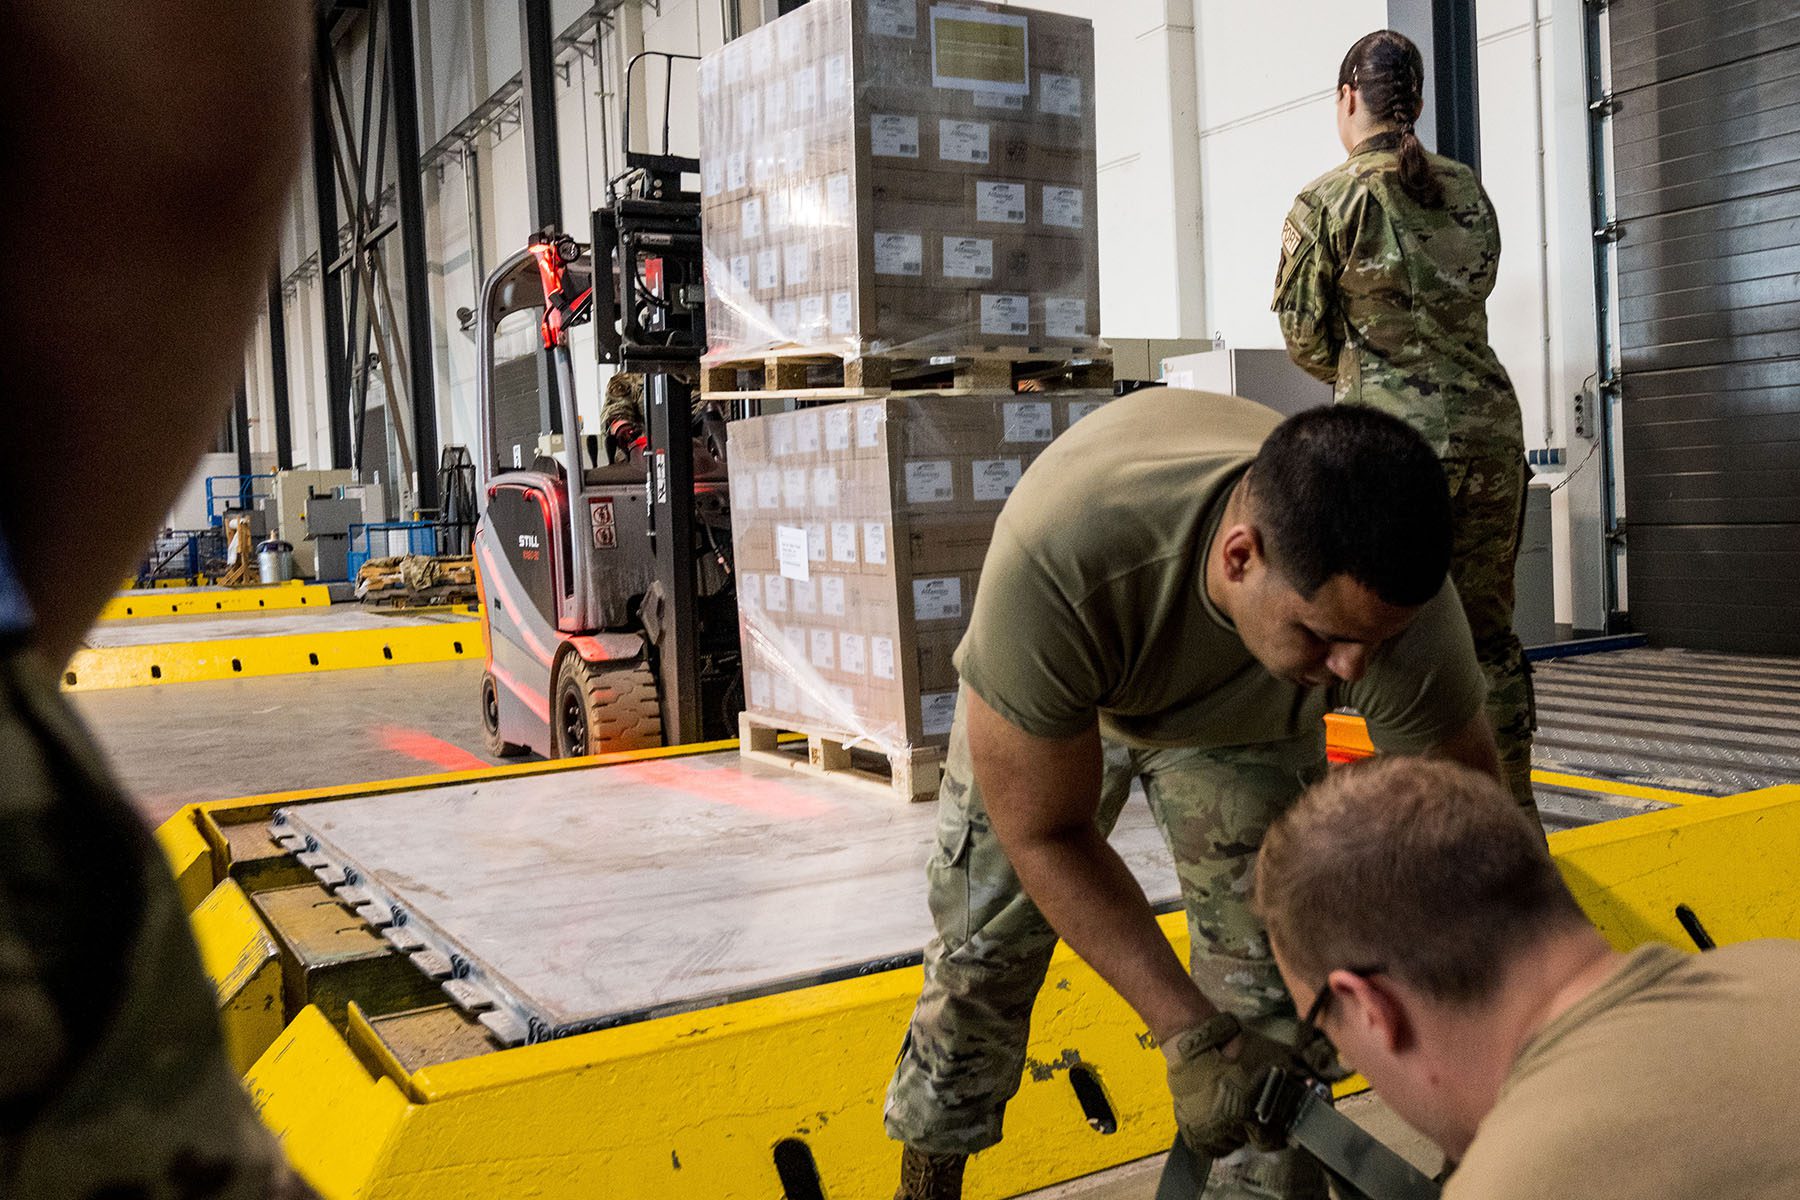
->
[272, 749, 1182, 1046]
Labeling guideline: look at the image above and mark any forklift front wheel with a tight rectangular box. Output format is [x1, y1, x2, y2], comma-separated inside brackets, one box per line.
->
[551, 653, 663, 759]
[481, 671, 531, 759]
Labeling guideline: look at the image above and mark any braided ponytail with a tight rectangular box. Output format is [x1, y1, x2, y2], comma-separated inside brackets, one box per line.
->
[1338, 30, 1445, 209]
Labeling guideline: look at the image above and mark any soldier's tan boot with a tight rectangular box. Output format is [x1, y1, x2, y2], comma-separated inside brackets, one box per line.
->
[895, 1146, 967, 1200]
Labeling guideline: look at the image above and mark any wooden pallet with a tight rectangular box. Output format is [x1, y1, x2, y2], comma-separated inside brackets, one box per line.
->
[701, 348, 1112, 400]
[737, 713, 945, 802]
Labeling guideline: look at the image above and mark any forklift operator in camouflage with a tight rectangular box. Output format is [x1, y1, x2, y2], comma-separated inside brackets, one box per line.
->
[886, 392, 1507, 1200]
[1273, 30, 1538, 822]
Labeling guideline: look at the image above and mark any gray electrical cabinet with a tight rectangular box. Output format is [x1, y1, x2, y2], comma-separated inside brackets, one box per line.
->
[306, 495, 364, 582]
[1514, 481, 1555, 647]
[1158, 347, 1333, 417]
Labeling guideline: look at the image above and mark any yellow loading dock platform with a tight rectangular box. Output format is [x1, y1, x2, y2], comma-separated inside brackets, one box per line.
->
[101, 582, 334, 620]
[68, 606, 483, 691]
[162, 732, 1762, 1200]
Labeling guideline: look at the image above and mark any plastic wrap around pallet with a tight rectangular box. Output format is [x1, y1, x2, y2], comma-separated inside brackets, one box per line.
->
[729, 391, 1111, 760]
[697, 0, 1101, 365]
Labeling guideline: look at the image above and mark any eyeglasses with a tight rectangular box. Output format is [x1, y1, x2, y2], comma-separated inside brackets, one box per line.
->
[1294, 963, 1385, 1085]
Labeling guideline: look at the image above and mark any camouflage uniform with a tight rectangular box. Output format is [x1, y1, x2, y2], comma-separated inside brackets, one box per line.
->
[0, 634, 315, 1196]
[1272, 132, 1537, 813]
[885, 694, 1330, 1200]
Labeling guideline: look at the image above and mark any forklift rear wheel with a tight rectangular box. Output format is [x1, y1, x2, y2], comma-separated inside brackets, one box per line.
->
[481, 672, 530, 759]
[551, 654, 663, 758]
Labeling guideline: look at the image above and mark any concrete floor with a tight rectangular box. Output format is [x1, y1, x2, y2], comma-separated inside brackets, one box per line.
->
[73, 659, 509, 824]
[1016, 1093, 1441, 1198]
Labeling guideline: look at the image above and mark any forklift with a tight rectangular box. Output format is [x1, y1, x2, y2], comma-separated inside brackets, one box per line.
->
[474, 52, 739, 760]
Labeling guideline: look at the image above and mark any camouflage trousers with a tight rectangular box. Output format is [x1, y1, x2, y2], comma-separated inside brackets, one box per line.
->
[1444, 453, 1538, 819]
[0, 647, 315, 1199]
[885, 698, 1329, 1199]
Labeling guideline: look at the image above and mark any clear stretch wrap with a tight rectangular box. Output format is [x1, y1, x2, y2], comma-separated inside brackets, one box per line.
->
[728, 391, 1111, 756]
[697, 0, 1102, 363]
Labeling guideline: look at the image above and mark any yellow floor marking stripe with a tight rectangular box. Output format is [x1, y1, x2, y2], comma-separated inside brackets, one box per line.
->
[1530, 768, 1705, 806]
[101, 583, 331, 620]
[61, 619, 483, 692]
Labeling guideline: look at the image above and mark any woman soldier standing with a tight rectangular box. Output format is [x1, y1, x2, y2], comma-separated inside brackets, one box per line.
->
[1274, 30, 1539, 827]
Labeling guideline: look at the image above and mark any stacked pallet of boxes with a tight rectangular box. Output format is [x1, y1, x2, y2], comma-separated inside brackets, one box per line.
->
[697, 0, 1101, 363]
[729, 393, 1109, 793]
[704, 0, 1107, 794]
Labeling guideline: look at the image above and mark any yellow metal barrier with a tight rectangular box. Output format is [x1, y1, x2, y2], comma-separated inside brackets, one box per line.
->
[102, 583, 331, 621]
[192, 878, 285, 1074]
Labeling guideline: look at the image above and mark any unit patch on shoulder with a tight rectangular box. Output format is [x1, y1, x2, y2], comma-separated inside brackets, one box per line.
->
[1281, 217, 1305, 259]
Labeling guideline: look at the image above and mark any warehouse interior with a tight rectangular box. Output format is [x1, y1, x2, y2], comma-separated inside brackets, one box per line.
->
[18, 0, 1799, 1197]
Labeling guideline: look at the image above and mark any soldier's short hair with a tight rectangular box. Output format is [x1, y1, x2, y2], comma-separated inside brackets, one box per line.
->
[1253, 757, 1586, 1004]
[1246, 404, 1451, 607]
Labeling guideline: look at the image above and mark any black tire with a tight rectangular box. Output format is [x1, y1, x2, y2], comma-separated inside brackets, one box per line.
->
[551, 654, 663, 758]
[481, 672, 531, 759]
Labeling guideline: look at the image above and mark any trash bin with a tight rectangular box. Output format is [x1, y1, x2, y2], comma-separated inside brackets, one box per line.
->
[257, 539, 296, 584]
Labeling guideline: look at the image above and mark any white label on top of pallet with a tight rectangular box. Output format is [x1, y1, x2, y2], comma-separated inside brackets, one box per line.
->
[827, 173, 852, 221]
[980, 293, 1030, 336]
[938, 119, 991, 165]
[810, 628, 836, 669]
[757, 248, 781, 291]
[792, 65, 818, 113]
[765, 81, 788, 127]
[831, 520, 859, 564]
[831, 291, 855, 334]
[872, 636, 897, 680]
[730, 255, 752, 290]
[974, 90, 1025, 111]
[793, 411, 822, 454]
[821, 574, 847, 617]
[869, 0, 918, 38]
[772, 299, 799, 332]
[1068, 398, 1106, 423]
[875, 232, 924, 276]
[824, 408, 853, 452]
[921, 689, 958, 735]
[972, 457, 1024, 501]
[914, 576, 964, 621]
[748, 669, 772, 709]
[764, 574, 789, 612]
[863, 521, 888, 565]
[857, 403, 884, 448]
[741, 197, 765, 239]
[825, 55, 850, 107]
[785, 243, 811, 286]
[871, 114, 921, 158]
[1045, 296, 1089, 339]
[792, 577, 818, 613]
[811, 466, 839, 508]
[1003, 400, 1055, 443]
[773, 673, 798, 713]
[782, 468, 808, 508]
[778, 525, 810, 583]
[905, 459, 956, 503]
[1039, 73, 1083, 117]
[771, 416, 797, 457]
[840, 631, 867, 675]
[942, 235, 994, 281]
[1043, 185, 1084, 230]
[975, 181, 1027, 224]
[726, 153, 747, 191]
[799, 295, 827, 336]
[756, 470, 781, 509]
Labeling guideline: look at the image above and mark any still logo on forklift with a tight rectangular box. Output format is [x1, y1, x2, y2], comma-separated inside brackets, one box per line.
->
[517, 533, 542, 561]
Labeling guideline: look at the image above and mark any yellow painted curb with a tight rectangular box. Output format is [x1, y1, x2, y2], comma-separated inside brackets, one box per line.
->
[62, 619, 483, 692]
[193, 878, 285, 1075]
[102, 583, 331, 620]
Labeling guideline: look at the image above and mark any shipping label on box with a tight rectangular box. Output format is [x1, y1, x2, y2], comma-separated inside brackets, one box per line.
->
[974, 90, 1025, 111]
[840, 631, 868, 675]
[972, 457, 1023, 501]
[821, 574, 847, 617]
[872, 635, 897, 680]
[773, 674, 798, 713]
[920, 689, 959, 736]
[827, 171, 852, 219]
[824, 408, 853, 452]
[863, 521, 889, 566]
[807, 522, 828, 563]
[777, 524, 811, 582]
[938, 119, 992, 165]
[757, 248, 781, 291]
[811, 466, 840, 507]
[930, 6, 1029, 95]
[810, 628, 836, 669]
[793, 63, 819, 112]
[1042, 185, 1084, 230]
[857, 403, 885, 449]
[765, 574, 789, 612]
[785, 243, 811, 285]
[1003, 400, 1055, 443]
[825, 54, 850, 106]
[742, 196, 765, 238]
[730, 254, 752, 290]
[942, 236, 994, 281]
[738, 571, 760, 610]
[913, 576, 964, 621]
[1068, 396, 1107, 424]
[756, 470, 781, 509]
[795, 410, 823, 454]
[792, 577, 818, 614]
[782, 468, 808, 508]
[1038, 72, 1083, 117]
[871, 113, 921, 158]
[875, 232, 924, 277]
[831, 520, 859, 564]
[869, 0, 918, 38]
[748, 668, 772, 710]
[771, 415, 796, 457]
[980, 293, 1029, 336]
[832, 291, 855, 334]
[1044, 296, 1089, 339]
[905, 459, 956, 504]
[772, 299, 798, 331]
[976, 180, 1027, 224]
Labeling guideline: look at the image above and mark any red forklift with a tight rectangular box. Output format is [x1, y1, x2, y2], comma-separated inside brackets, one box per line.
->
[474, 53, 739, 759]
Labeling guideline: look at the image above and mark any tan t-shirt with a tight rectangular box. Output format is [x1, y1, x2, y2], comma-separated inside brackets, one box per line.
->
[1448, 941, 1800, 1199]
[954, 388, 1485, 750]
